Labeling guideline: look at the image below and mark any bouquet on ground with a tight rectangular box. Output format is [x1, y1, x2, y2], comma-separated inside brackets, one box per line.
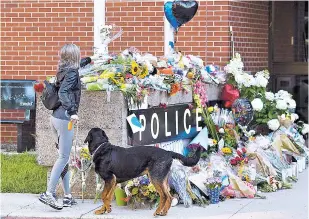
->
[204, 175, 222, 204]
[123, 175, 159, 209]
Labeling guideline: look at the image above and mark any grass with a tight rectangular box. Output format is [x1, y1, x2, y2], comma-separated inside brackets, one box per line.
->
[1, 153, 48, 194]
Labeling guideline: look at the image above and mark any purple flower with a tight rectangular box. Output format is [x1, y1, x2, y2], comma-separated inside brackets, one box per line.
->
[139, 176, 150, 185]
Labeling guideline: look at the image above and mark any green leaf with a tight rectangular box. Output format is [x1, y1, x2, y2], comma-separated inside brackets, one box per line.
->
[132, 187, 139, 195]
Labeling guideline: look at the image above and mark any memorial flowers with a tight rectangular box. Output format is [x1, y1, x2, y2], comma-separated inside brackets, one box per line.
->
[123, 175, 159, 209]
[251, 98, 264, 112]
[192, 79, 219, 141]
[267, 119, 280, 131]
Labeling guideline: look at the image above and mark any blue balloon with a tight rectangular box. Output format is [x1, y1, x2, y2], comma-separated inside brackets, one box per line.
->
[164, 1, 179, 30]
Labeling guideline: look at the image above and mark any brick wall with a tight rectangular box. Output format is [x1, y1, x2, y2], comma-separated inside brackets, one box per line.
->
[229, 1, 269, 72]
[1, 0, 94, 144]
[106, 0, 231, 66]
[0, 0, 270, 146]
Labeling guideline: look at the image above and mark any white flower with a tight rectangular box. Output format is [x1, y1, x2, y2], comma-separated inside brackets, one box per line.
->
[265, 92, 275, 101]
[280, 114, 286, 120]
[145, 60, 153, 73]
[276, 99, 288, 110]
[235, 73, 245, 86]
[275, 90, 292, 100]
[225, 53, 244, 75]
[122, 49, 129, 56]
[291, 113, 299, 122]
[219, 128, 225, 134]
[251, 98, 264, 112]
[301, 124, 309, 135]
[248, 130, 256, 136]
[256, 70, 270, 80]
[286, 99, 296, 109]
[182, 56, 191, 68]
[245, 74, 256, 87]
[267, 119, 280, 131]
[255, 75, 268, 88]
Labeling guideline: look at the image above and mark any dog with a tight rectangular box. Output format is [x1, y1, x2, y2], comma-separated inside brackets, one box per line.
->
[84, 127, 201, 216]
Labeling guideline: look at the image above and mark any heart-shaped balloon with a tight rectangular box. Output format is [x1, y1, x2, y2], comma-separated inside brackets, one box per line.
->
[221, 84, 240, 107]
[164, 1, 180, 30]
[172, 1, 198, 28]
[232, 98, 254, 127]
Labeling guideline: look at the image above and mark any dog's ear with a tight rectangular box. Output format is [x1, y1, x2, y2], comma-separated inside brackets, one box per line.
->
[101, 130, 109, 141]
[84, 132, 92, 144]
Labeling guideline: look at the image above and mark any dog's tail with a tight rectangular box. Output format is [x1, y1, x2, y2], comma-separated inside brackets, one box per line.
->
[169, 147, 201, 167]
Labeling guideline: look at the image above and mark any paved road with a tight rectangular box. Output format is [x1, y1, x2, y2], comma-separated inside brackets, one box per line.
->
[1, 169, 308, 219]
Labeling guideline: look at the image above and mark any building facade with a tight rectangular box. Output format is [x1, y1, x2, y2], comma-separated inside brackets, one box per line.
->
[1, 1, 307, 148]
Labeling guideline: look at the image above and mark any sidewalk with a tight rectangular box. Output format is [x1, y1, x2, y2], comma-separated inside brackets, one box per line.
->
[1, 170, 308, 219]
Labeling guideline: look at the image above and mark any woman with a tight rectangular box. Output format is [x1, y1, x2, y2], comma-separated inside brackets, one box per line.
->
[39, 44, 81, 210]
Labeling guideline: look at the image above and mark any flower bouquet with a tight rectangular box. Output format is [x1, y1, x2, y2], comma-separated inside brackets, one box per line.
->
[205, 176, 222, 204]
[124, 175, 159, 209]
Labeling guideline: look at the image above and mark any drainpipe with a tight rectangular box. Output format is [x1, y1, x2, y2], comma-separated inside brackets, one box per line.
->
[230, 26, 234, 59]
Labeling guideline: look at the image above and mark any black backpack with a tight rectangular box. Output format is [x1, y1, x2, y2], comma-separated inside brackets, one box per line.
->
[40, 80, 61, 110]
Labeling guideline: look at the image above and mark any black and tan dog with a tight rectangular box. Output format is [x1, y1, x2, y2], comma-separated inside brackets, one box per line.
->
[84, 127, 201, 216]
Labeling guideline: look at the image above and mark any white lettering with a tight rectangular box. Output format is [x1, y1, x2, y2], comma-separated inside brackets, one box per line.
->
[196, 108, 202, 132]
[165, 112, 171, 137]
[184, 109, 191, 134]
[151, 113, 159, 139]
[139, 115, 146, 141]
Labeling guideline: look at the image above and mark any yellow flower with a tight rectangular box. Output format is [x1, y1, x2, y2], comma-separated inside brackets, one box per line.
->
[138, 65, 148, 79]
[221, 147, 232, 154]
[213, 139, 217, 145]
[148, 184, 156, 191]
[120, 84, 127, 90]
[249, 136, 255, 141]
[99, 69, 115, 79]
[208, 106, 214, 113]
[131, 61, 140, 76]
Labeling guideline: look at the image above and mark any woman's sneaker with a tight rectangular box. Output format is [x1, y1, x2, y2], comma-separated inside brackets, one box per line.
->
[39, 192, 63, 210]
[63, 194, 77, 207]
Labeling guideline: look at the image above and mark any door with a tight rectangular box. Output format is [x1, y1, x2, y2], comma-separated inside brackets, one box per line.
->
[270, 1, 308, 122]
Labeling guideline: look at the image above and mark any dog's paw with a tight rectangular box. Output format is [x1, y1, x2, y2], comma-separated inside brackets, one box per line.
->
[94, 208, 105, 215]
[159, 211, 167, 216]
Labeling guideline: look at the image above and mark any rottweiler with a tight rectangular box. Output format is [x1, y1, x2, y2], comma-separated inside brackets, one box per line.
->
[84, 127, 201, 216]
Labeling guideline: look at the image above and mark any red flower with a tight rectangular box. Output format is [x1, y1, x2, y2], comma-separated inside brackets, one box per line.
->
[33, 82, 44, 93]
[236, 150, 242, 157]
[126, 74, 133, 79]
[230, 159, 237, 165]
[244, 157, 248, 164]
[242, 148, 247, 153]
[159, 103, 167, 109]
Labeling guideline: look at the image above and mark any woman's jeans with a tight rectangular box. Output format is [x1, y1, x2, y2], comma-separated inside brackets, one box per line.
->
[47, 117, 74, 195]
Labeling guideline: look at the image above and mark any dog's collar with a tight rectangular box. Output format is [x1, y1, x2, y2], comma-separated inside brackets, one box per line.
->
[91, 142, 107, 160]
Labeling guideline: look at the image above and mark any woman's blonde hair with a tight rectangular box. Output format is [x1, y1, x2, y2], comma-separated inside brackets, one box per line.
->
[58, 44, 80, 71]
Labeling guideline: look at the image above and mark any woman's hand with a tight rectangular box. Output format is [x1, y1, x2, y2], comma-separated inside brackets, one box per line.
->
[70, 115, 79, 124]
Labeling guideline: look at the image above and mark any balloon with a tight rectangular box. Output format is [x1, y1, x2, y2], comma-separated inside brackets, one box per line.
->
[164, 1, 179, 30]
[221, 84, 240, 108]
[164, 1, 199, 31]
[172, 1, 198, 28]
[232, 98, 254, 127]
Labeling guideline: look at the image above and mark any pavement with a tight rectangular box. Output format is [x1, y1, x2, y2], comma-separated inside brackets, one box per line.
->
[1, 169, 308, 219]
